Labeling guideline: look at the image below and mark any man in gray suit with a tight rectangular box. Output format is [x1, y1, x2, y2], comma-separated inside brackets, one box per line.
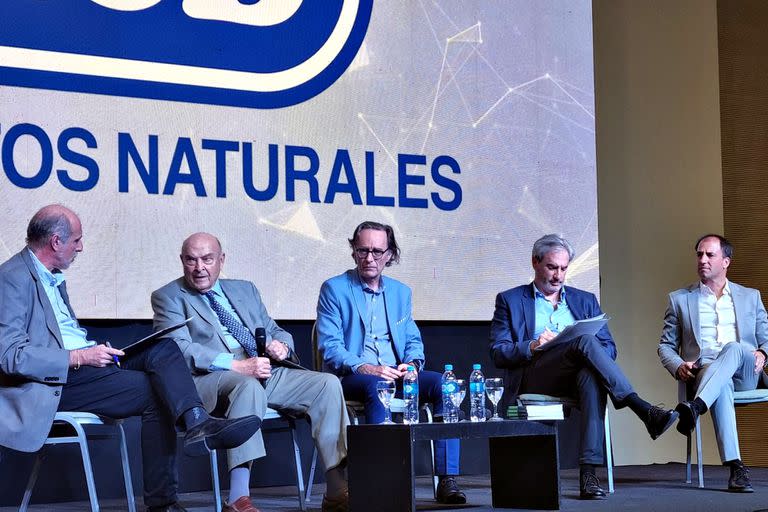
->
[0, 205, 261, 512]
[152, 232, 350, 512]
[659, 234, 768, 492]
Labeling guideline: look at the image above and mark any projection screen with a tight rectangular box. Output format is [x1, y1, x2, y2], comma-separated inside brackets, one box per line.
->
[0, 0, 597, 320]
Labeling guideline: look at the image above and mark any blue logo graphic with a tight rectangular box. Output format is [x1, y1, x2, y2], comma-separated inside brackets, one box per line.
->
[0, 0, 373, 108]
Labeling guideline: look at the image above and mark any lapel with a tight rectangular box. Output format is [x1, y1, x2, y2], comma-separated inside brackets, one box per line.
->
[20, 250, 65, 348]
[686, 284, 702, 346]
[381, 275, 400, 346]
[730, 282, 747, 341]
[181, 280, 230, 349]
[347, 270, 370, 333]
[222, 280, 256, 332]
[522, 284, 536, 340]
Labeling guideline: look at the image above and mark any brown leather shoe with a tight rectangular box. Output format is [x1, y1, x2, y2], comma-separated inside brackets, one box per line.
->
[321, 489, 349, 512]
[222, 496, 261, 512]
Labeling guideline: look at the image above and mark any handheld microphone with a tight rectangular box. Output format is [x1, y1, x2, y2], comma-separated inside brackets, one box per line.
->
[254, 327, 267, 357]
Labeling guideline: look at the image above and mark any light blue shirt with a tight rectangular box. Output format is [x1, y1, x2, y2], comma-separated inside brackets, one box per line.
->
[353, 272, 397, 373]
[28, 249, 93, 351]
[532, 283, 577, 340]
[205, 280, 244, 371]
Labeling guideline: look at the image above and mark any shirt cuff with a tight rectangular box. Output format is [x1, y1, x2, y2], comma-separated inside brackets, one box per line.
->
[210, 353, 234, 371]
[351, 362, 366, 374]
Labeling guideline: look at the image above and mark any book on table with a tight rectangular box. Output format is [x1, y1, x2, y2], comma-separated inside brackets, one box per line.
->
[507, 403, 564, 420]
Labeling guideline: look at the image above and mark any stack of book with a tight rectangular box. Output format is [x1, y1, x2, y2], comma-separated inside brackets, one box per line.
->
[507, 403, 564, 420]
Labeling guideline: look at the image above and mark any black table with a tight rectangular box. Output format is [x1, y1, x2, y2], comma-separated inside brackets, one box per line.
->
[348, 420, 560, 511]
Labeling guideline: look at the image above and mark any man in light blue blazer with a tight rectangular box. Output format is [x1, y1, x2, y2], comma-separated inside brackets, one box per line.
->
[659, 234, 768, 493]
[316, 221, 465, 505]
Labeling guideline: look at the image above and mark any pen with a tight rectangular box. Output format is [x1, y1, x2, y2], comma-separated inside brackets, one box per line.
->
[106, 342, 121, 368]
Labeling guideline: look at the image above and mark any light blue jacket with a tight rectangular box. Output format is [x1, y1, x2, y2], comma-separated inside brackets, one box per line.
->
[316, 269, 425, 376]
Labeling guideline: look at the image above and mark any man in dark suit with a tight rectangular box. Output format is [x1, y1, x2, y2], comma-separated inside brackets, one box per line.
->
[152, 232, 349, 512]
[0, 205, 261, 512]
[490, 234, 678, 500]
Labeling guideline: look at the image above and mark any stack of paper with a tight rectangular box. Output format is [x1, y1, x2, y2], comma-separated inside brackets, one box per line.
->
[507, 403, 564, 420]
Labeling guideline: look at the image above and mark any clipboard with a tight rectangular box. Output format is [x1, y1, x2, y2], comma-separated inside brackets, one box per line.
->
[121, 318, 193, 354]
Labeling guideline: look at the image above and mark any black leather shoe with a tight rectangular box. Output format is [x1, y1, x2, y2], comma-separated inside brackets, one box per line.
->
[436, 476, 467, 504]
[728, 460, 754, 493]
[183, 415, 262, 457]
[147, 503, 187, 512]
[675, 401, 698, 435]
[579, 472, 607, 500]
[645, 405, 679, 440]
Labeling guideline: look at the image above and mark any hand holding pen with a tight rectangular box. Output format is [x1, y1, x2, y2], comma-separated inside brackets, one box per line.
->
[70, 343, 124, 368]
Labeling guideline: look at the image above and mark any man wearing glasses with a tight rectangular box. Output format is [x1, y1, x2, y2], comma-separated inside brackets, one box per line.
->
[316, 221, 465, 505]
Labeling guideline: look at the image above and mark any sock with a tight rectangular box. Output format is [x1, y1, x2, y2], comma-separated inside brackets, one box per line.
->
[182, 406, 210, 430]
[580, 463, 596, 477]
[228, 465, 251, 504]
[325, 465, 348, 497]
[724, 459, 742, 468]
[622, 392, 652, 418]
[692, 397, 708, 415]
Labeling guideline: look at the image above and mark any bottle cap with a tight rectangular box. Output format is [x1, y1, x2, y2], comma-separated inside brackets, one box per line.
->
[444, 364, 453, 371]
[472, 363, 481, 370]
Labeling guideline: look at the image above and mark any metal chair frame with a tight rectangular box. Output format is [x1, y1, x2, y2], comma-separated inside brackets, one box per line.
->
[517, 393, 614, 493]
[20, 411, 136, 512]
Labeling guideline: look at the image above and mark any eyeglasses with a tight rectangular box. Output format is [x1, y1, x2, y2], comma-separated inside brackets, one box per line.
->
[354, 247, 390, 260]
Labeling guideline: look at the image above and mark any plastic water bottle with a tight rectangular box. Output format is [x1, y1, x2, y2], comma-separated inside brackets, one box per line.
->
[469, 363, 486, 422]
[441, 364, 459, 423]
[403, 365, 419, 424]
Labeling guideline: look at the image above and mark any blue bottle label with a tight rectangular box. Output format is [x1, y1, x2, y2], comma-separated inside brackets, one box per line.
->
[470, 382, 485, 394]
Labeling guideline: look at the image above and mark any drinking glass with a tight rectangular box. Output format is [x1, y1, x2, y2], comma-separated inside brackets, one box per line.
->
[485, 378, 504, 421]
[450, 379, 467, 411]
[376, 380, 396, 424]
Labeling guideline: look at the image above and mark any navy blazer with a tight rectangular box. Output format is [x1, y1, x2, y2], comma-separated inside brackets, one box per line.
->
[489, 284, 616, 402]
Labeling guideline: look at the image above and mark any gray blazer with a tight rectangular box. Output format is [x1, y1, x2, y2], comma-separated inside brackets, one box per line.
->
[0, 250, 71, 452]
[658, 281, 768, 384]
[151, 278, 295, 376]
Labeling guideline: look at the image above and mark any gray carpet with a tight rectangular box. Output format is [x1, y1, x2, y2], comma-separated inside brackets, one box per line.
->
[6, 464, 768, 511]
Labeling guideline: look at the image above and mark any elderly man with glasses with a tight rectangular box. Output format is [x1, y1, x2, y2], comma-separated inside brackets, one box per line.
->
[315, 221, 466, 505]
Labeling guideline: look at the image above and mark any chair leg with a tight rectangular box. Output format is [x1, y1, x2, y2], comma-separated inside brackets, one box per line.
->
[210, 449, 223, 512]
[116, 423, 137, 512]
[19, 451, 44, 512]
[289, 420, 308, 512]
[694, 418, 703, 488]
[74, 426, 100, 512]
[422, 405, 439, 498]
[685, 431, 692, 484]
[305, 447, 318, 504]
[604, 412, 614, 494]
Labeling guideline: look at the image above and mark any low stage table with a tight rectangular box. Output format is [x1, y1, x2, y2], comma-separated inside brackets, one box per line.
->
[348, 419, 560, 511]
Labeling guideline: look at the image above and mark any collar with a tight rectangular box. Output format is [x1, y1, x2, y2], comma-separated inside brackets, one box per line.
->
[28, 248, 65, 287]
[355, 269, 385, 294]
[699, 280, 731, 297]
[206, 279, 225, 298]
[532, 282, 566, 303]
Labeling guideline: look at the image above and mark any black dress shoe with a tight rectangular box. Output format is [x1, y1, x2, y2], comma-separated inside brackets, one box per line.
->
[147, 503, 187, 512]
[183, 415, 262, 457]
[645, 405, 679, 440]
[579, 472, 607, 500]
[728, 460, 754, 493]
[435, 476, 467, 504]
[675, 401, 698, 435]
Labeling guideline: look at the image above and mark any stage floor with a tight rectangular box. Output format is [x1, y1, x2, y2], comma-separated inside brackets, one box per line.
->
[6, 463, 768, 511]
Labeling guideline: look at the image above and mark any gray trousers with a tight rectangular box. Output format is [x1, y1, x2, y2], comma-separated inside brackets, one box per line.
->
[193, 364, 349, 471]
[694, 342, 759, 462]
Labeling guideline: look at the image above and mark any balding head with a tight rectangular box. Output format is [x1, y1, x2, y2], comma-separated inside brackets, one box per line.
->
[180, 232, 225, 293]
[27, 204, 79, 250]
[26, 204, 83, 271]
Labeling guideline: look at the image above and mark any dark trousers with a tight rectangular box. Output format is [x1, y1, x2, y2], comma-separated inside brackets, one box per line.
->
[521, 335, 634, 465]
[58, 339, 203, 507]
[341, 370, 460, 475]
